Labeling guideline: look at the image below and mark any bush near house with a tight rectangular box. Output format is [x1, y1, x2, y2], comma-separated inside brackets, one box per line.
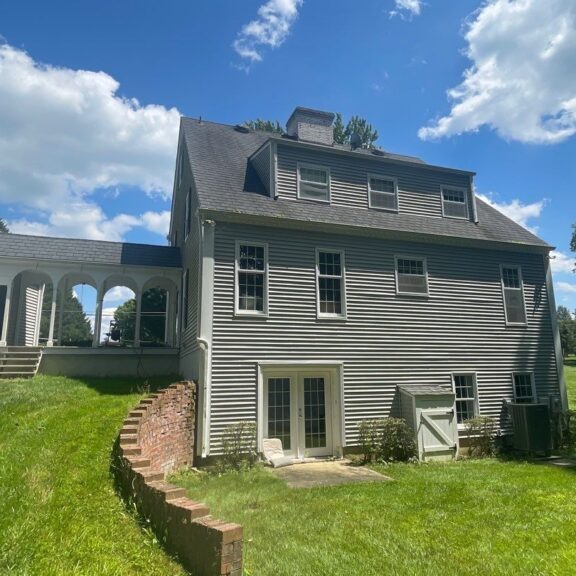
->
[357, 417, 416, 463]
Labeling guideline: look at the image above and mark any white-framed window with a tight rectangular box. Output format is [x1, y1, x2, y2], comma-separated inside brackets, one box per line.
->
[298, 164, 330, 203]
[452, 373, 478, 425]
[183, 269, 189, 330]
[512, 372, 536, 403]
[184, 187, 191, 239]
[368, 174, 398, 212]
[442, 187, 469, 219]
[316, 249, 346, 318]
[500, 265, 527, 325]
[395, 256, 428, 296]
[235, 242, 268, 316]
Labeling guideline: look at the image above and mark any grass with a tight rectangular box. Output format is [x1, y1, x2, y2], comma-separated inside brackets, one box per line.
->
[564, 355, 575, 409]
[0, 375, 186, 576]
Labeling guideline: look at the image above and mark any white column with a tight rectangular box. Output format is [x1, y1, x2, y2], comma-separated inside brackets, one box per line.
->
[46, 287, 58, 347]
[92, 284, 104, 348]
[0, 280, 13, 347]
[56, 280, 66, 345]
[133, 291, 142, 347]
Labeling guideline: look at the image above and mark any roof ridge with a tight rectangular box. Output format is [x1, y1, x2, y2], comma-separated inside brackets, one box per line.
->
[0, 232, 174, 249]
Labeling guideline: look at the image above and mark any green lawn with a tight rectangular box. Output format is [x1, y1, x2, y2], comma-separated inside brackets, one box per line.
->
[0, 375, 186, 576]
[565, 355, 575, 409]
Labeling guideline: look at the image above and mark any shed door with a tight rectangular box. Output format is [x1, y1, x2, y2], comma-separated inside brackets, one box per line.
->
[418, 408, 458, 460]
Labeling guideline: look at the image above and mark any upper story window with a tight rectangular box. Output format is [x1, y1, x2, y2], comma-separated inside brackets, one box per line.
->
[235, 242, 268, 316]
[298, 164, 330, 203]
[185, 187, 191, 239]
[442, 187, 469, 219]
[501, 265, 526, 325]
[316, 249, 346, 318]
[512, 372, 536, 403]
[368, 175, 398, 212]
[395, 256, 428, 296]
[452, 374, 478, 425]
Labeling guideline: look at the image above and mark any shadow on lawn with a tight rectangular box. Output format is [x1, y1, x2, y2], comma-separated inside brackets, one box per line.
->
[82, 376, 180, 396]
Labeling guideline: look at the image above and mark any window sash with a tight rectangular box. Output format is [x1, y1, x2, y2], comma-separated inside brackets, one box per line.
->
[236, 243, 267, 315]
[453, 374, 477, 424]
[369, 176, 398, 211]
[298, 165, 329, 202]
[513, 373, 535, 403]
[442, 188, 469, 219]
[317, 250, 345, 317]
[396, 257, 428, 295]
[501, 266, 526, 324]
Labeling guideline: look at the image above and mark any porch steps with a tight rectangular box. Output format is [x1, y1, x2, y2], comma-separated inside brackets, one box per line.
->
[0, 347, 42, 379]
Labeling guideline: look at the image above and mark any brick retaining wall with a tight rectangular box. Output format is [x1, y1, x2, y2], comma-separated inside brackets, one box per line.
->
[114, 381, 243, 576]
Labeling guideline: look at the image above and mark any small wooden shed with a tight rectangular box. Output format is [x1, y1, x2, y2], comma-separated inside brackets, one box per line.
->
[398, 384, 459, 461]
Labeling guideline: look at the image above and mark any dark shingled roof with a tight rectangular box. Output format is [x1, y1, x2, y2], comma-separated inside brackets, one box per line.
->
[0, 233, 181, 268]
[181, 118, 551, 250]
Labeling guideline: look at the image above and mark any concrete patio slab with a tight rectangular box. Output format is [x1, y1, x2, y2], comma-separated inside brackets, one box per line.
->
[272, 460, 391, 488]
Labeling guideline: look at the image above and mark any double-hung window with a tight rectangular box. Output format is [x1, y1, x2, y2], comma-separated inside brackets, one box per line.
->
[512, 373, 536, 403]
[442, 187, 469, 219]
[368, 175, 398, 211]
[501, 265, 526, 324]
[316, 250, 346, 318]
[452, 374, 478, 424]
[236, 242, 268, 315]
[395, 256, 428, 295]
[298, 164, 330, 202]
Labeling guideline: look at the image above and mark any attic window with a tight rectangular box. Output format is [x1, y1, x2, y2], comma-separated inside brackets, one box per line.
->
[368, 175, 398, 212]
[442, 187, 469, 219]
[298, 164, 330, 203]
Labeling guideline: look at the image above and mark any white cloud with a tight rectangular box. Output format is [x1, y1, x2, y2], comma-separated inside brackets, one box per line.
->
[476, 193, 545, 233]
[556, 281, 576, 294]
[233, 0, 303, 64]
[7, 202, 170, 241]
[0, 43, 179, 215]
[390, 0, 422, 19]
[550, 251, 574, 274]
[419, 0, 576, 143]
[104, 286, 135, 304]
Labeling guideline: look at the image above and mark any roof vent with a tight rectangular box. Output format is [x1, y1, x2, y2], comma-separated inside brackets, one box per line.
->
[371, 148, 386, 156]
[234, 124, 251, 133]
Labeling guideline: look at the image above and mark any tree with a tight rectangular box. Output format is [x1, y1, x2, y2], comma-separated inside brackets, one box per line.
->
[246, 113, 379, 148]
[0, 219, 8, 233]
[111, 288, 167, 346]
[244, 119, 284, 134]
[571, 223, 576, 268]
[40, 285, 93, 346]
[558, 306, 576, 358]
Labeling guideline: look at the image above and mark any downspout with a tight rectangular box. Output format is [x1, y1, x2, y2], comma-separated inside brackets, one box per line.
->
[196, 336, 210, 458]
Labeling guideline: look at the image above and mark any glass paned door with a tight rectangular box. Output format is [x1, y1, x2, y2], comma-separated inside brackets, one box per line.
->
[266, 377, 292, 450]
[303, 377, 327, 449]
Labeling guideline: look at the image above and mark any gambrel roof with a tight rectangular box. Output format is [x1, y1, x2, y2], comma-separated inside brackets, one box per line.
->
[181, 118, 551, 251]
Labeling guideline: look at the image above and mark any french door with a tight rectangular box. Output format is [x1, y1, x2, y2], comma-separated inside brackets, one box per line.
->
[264, 371, 333, 458]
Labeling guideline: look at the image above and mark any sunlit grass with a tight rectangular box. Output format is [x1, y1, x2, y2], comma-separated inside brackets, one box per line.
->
[0, 375, 186, 576]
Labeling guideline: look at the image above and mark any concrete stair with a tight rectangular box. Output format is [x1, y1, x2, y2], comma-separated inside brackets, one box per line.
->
[0, 347, 42, 378]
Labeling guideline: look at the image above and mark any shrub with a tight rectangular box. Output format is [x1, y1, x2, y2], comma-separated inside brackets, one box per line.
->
[358, 419, 385, 463]
[552, 409, 575, 450]
[379, 418, 416, 462]
[464, 416, 497, 458]
[220, 421, 258, 471]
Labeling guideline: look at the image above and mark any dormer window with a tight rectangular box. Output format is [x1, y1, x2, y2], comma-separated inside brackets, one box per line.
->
[368, 175, 398, 212]
[442, 187, 469, 219]
[298, 164, 330, 203]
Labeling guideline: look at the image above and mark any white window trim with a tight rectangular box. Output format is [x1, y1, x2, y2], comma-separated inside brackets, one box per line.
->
[451, 372, 479, 428]
[315, 248, 347, 320]
[297, 162, 331, 204]
[394, 255, 429, 297]
[367, 174, 399, 212]
[512, 372, 537, 403]
[500, 264, 527, 326]
[234, 240, 269, 318]
[441, 186, 469, 220]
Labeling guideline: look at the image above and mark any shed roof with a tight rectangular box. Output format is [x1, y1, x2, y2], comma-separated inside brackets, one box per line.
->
[0, 233, 181, 268]
[181, 118, 551, 250]
[398, 384, 455, 397]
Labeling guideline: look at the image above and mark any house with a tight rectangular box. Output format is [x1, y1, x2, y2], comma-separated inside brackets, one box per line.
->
[0, 106, 567, 460]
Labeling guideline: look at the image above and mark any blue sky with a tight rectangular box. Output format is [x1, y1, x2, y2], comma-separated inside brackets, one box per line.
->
[0, 0, 575, 311]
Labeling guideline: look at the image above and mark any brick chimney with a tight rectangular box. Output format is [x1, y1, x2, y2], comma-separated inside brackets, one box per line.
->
[286, 107, 335, 146]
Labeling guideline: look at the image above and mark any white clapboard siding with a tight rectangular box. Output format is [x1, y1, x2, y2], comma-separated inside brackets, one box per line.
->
[276, 144, 468, 218]
[208, 221, 558, 453]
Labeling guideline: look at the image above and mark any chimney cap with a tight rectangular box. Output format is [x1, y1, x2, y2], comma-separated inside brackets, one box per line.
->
[286, 106, 335, 127]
